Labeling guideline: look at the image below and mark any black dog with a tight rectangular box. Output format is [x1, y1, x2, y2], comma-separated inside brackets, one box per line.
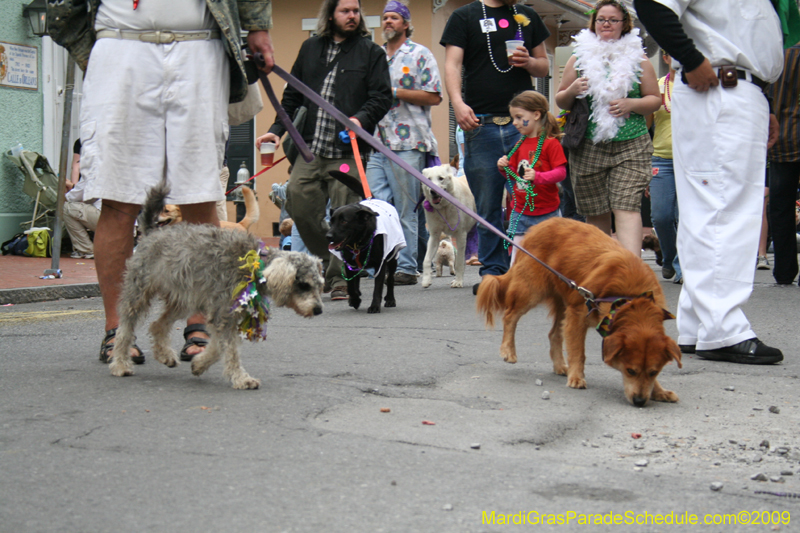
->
[326, 171, 405, 313]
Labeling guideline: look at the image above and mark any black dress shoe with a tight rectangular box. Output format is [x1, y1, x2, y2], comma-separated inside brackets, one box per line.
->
[679, 344, 695, 354]
[695, 338, 783, 365]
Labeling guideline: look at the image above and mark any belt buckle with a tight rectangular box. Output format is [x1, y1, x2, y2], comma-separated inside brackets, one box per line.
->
[142, 31, 176, 44]
[492, 116, 511, 126]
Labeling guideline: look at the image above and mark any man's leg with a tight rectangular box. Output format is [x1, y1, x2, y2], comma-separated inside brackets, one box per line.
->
[673, 82, 768, 352]
[178, 201, 220, 356]
[63, 203, 96, 256]
[95, 200, 139, 337]
[387, 150, 424, 278]
[463, 123, 516, 277]
[768, 161, 800, 284]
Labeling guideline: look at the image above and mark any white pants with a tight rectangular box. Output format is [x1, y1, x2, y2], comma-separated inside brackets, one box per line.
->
[672, 80, 767, 350]
[80, 38, 230, 206]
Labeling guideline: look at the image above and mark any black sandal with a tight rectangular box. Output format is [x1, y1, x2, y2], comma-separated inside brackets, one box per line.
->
[180, 324, 209, 362]
[99, 328, 145, 365]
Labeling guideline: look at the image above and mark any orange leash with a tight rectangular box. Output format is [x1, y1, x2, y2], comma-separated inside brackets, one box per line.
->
[348, 130, 372, 199]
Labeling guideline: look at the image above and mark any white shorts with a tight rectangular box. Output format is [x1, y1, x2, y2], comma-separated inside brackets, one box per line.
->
[79, 38, 230, 205]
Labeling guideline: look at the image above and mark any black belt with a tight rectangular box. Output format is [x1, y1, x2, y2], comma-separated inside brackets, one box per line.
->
[476, 115, 512, 126]
[680, 68, 768, 91]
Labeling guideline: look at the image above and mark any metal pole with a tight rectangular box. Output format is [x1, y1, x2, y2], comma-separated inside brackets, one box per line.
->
[45, 58, 75, 277]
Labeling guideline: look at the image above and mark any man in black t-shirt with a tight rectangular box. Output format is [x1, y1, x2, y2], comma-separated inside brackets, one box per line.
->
[441, 0, 549, 289]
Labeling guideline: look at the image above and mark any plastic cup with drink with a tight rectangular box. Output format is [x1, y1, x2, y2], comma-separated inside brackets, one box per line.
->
[260, 141, 276, 167]
[505, 40, 524, 61]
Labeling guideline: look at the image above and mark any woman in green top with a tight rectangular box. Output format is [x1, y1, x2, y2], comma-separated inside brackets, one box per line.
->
[555, 0, 661, 256]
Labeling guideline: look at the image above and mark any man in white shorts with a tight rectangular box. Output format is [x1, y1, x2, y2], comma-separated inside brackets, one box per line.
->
[47, 0, 274, 364]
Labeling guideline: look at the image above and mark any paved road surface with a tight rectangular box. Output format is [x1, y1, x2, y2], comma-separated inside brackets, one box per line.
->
[1, 253, 798, 532]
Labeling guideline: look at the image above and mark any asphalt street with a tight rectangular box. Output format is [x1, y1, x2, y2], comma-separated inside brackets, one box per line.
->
[1, 251, 798, 533]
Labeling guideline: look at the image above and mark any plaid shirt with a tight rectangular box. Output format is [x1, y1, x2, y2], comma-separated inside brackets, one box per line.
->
[310, 42, 344, 159]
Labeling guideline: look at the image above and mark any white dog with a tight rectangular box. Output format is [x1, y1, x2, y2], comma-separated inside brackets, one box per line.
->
[434, 236, 455, 277]
[420, 164, 476, 288]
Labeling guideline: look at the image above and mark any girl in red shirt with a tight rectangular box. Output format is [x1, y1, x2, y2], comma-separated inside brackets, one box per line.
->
[497, 90, 568, 264]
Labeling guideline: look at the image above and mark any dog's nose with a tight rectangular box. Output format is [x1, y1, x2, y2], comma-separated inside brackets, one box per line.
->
[313, 306, 323, 316]
[632, 396, 647, 407]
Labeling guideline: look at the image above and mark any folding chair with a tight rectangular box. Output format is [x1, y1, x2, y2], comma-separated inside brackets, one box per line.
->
[4, 149, 60, 231]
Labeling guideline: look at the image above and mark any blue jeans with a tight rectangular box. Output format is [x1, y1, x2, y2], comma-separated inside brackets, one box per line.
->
[464, 122, 520, 276]
[650, 156, 681, 279]
[366, 150, 424, 275]
[768, 161, 800, 284]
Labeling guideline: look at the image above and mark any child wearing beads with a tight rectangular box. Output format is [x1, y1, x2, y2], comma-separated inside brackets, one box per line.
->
[497, 90, 567, 264]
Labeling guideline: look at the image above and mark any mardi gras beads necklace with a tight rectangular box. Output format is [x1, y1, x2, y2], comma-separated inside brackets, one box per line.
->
[663, 72, 672, 113]
[340, 232, 377, 281]
[503, 133, 545, 247]
[480, 0, 530, 74]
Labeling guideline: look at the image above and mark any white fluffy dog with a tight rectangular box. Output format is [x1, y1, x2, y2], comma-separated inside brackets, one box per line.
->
[434, 236, 455, 277]
[420, 164, 476, 288]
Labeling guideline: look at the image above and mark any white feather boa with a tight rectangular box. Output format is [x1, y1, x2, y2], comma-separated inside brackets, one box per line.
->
[572, 28, 645, 143]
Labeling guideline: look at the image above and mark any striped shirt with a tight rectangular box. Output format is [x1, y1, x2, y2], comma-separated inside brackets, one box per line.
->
[767, 44, 800, 162]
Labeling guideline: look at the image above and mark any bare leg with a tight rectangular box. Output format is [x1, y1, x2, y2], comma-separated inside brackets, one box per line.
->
[178, 202, 220, 356]
[95, 199, 139, 342]
[612, 209, 643, 257]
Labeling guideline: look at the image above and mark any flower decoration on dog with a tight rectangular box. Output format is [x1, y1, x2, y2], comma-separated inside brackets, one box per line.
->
[231, 245, 271, 341]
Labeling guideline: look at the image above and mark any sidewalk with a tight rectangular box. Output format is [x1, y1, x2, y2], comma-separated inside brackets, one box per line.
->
[0, 254, 101, 305]
[0, 236, 281, 305]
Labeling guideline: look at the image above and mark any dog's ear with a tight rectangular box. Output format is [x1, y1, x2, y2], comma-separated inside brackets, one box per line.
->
[665, 337, 683, 368]
[262, 255, 297, 306]
[357, 206, 378, 221]
[602, 333, 626, 366]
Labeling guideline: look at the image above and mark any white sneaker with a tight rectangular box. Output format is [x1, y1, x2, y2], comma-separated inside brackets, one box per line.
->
[756, 256, 770, 270]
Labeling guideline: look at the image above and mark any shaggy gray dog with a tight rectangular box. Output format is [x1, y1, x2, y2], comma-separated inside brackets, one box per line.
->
[110, 183, 324, 389]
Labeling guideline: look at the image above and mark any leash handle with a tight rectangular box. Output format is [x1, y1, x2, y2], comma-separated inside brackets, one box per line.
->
[348, 130, 372, 199]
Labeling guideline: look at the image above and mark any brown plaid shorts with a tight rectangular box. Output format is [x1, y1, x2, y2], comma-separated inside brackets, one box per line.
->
[569, 134, 654, 216]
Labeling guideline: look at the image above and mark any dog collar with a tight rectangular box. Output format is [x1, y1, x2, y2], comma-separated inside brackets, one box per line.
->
[231, 247, 271, 341]
[595, 291, 675, 339]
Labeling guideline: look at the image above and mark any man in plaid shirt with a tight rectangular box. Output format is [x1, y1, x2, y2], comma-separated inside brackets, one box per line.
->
[259, 0, 392, 300]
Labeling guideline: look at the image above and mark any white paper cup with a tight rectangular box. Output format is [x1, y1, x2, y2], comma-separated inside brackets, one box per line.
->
[260, 142, 276, 167]
[505, 40, 524, 58]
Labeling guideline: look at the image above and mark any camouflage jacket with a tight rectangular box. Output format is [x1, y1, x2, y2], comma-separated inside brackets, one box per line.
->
[46, 0, 272, 103]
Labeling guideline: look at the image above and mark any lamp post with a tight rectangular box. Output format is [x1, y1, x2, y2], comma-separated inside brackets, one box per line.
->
[22, 0, 48, 37]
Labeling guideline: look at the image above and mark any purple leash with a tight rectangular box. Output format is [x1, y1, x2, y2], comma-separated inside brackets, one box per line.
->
[260, 63, 596, 305]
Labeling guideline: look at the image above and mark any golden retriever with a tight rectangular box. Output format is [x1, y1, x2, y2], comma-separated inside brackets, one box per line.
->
[476, 218, 681, 407]
[159, 185, 259, 232]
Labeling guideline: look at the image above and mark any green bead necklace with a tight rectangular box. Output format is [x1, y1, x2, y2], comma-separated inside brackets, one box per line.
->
[503, 133, 546, 248]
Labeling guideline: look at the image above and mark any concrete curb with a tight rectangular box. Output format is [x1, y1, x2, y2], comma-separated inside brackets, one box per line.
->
[0, 283, 100, 305]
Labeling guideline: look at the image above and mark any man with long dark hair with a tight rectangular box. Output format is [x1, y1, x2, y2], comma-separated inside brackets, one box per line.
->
[258, 0, 392, 301]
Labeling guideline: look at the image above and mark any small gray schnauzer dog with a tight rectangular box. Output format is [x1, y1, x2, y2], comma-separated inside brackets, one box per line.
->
[110, 183, 324, 389]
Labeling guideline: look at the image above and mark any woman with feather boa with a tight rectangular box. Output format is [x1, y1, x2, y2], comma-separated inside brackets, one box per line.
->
[555, 0, 661, 257]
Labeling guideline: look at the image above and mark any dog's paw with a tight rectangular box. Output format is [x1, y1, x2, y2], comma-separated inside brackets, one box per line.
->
[384, 298, 396, 308]
[348, 296, 361, 310]
[652, 388, 679, 403]
[367, 304, 381, 313]
[450, 279, 463, 288]
[109, 361, 134, 377]
[232, 376, 261, 390]
[153, 347, 178, 368]
[552, 363, 568, 376]
[566, 375, 587, 389]
[500, 349, 517, 364]
[421, 275, 432, 288]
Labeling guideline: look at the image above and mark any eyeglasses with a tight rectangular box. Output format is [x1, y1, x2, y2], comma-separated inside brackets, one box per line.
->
[596, 18, 623, 25]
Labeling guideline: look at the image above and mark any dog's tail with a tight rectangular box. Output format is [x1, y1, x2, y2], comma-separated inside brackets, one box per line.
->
[140, 182, 171, 236]
[475, 274, 506, 329]
[238, 186, 260, 230]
